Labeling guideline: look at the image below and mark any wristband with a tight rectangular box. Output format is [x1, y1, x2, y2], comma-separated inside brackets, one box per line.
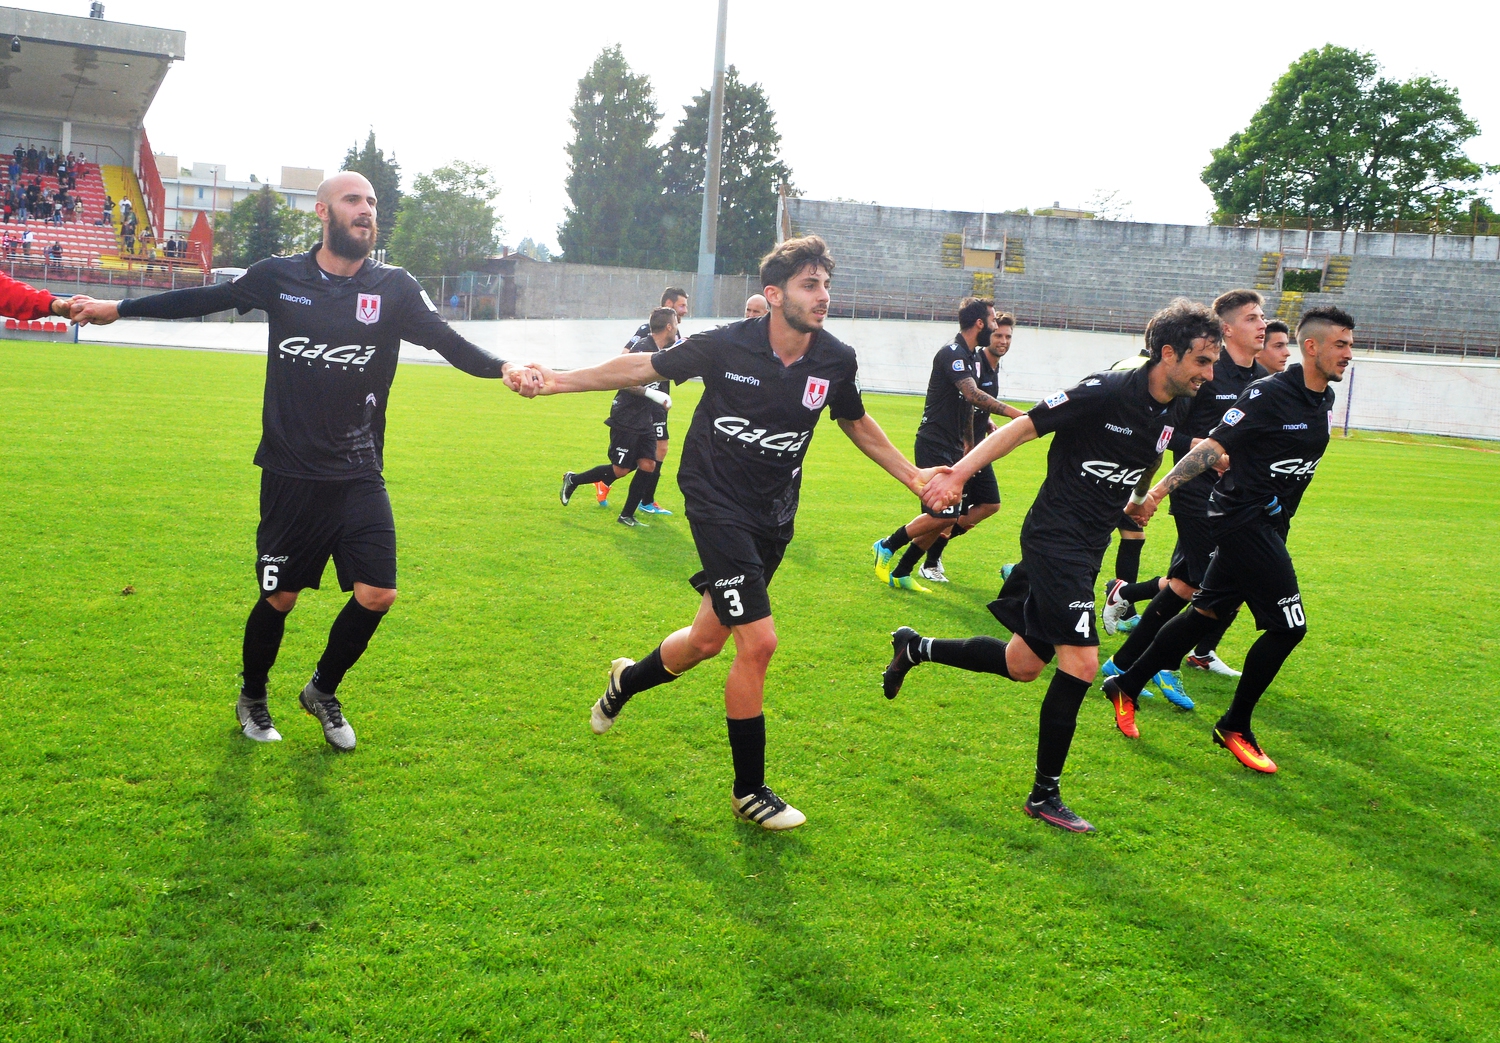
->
[1128, 491, 1148, 506]
[643, 387, 671, 408]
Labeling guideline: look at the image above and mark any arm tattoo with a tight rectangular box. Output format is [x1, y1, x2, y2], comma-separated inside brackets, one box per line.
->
[956, 377, 1009, 416]
[1157, 439, 1224, 497]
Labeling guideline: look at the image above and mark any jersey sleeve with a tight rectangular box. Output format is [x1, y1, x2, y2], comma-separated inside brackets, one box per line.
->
[1027, 375, 1109, 436]
[938, 343, 975, 385]
[650, 331, 717, 382]
[391, 272, 508, 377]
[0, 269, 58, 321]
[1207, 386, 1277, 454]
[225, 259, 278, 313]
[827, 356, 865, 422]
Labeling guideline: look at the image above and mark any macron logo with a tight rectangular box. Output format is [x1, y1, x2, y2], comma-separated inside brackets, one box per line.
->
[724, 371, 760, 386]
[279, 293, 313, 306]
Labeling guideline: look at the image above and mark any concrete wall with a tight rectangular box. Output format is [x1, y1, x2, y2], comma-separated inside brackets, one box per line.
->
[73, 318, 1499, 441]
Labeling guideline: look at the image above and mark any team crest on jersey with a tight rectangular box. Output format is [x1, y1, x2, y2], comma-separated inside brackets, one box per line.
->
[1045, 390, 1069, 408]
[952, 359, 966, 372]
[1156, 425, 1174, 453]
[356, 293, 382, 325]
[1222, 408, 1246, 426]
[803, 376, 829, 410]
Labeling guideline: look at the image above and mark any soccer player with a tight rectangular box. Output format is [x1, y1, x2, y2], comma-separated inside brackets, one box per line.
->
[744, 294, 769, 319]
[1101, 290, 1269, 698]
[1100, 306, 1354, 770]
[70, 172, 530, 749]
[514, 235, 941, 830]
[882, 299, 1220, 833]
[871, 298, 1024, 590]
[1259, 319, 1291, 373]
[560, 307, 677, 526]
[606, 287, 689, 514]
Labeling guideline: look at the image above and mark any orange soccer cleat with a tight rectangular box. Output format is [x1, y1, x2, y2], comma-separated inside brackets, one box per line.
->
[594, 481, 610, 506]
[1101, 677, 1140, 739]
[1213, 727, 1278, 773]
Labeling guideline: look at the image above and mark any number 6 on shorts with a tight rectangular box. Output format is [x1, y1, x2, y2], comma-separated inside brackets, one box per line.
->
[261, 564, 279, 591]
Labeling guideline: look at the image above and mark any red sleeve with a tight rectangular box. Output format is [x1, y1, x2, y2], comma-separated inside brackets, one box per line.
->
[0, 270, 57, 321]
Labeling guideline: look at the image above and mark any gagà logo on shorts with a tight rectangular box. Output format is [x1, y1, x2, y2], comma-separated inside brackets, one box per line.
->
[714, 575, 745, 588]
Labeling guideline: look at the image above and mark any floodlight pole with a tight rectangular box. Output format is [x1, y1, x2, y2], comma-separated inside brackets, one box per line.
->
[696, 0, 728, 280]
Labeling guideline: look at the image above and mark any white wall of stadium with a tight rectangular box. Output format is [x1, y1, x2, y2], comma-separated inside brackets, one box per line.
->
[77, 318, 1500, 441]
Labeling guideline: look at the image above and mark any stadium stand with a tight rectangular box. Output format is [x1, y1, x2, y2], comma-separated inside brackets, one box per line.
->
[783, 197, 1500, 358]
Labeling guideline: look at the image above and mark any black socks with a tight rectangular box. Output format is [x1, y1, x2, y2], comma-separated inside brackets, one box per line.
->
[1112, 587, 1189, 670]
[921, 635, 1012, 678]
[1220, 629, 1303, 732]
[923, 536, 949, 568]
[241, 597, 289, 700]
[311, 596, 387, 696]
[575, 463, 618, 487]
[618, 645, 680, 699]
[1193, 613, 1235, 658]
[884, 525, 912, 552]
[1033, 670, 1092, 788]
[1119, 577, 1162, 605]
[1118, 607, 1217, 696]
[891, 543, 924, 578]
[727, 715, 766, 798]
[1115, 537, 1145, 584]
[621, 467, 656, 518]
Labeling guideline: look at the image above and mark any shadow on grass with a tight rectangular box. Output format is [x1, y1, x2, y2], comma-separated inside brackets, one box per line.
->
[95, 730, 359, 1040]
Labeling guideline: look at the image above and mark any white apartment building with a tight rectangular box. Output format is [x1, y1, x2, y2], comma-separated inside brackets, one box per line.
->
[154, 154, 322, 234]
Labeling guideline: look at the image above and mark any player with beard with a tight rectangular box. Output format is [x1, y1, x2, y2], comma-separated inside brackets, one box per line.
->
[1101, 290, 1268, 703]
[880, 299, 1220, 833]
[1100, 307, 1354, 770]
[71, 172, 532, 749]
[511, 236, 942, 830]
[600, 287, 689, 514]
[872, 298, 1023, 590]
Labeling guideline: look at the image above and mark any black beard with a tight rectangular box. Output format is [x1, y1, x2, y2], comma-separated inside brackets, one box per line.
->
[781, 299, 823, 334]
[976, 326, 993, 347]
[326, 215, 375, 261]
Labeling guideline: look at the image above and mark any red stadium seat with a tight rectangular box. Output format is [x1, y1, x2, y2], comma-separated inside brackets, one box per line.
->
[4, 319, 15, 329]
[29, 320, 42, 330]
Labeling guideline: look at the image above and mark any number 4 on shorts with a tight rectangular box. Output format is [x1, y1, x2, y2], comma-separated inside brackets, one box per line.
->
[1075, 610, 1090, 638]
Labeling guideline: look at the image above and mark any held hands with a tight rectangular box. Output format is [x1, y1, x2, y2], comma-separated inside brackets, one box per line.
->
[919, 467, 964, 511]
[1124, 489, 1163, 525]
[69, 297, 119, 326]
[501, 362, 552, 397]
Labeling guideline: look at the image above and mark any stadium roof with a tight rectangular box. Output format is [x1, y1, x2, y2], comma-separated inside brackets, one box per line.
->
[0, 5, 183, 126]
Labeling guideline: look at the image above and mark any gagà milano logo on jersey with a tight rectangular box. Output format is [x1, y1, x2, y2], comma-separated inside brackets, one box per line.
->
[356, 293, 381, 325]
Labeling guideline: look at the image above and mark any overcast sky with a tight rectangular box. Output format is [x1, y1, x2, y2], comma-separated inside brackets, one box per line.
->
[35, 0, 1500, 251]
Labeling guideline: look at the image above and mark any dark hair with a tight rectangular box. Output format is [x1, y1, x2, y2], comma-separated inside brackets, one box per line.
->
[1264, 319, 1291, 337]
[957, 296, 993, 331]
[1212, 288, 1263, 317]
[648, 307, 677, 334]
[1297, 305, 1355, 336]
[758, 234, 835, 290]
[995, 312, 1015, 328]
[1144, 298, 1222, 362]
[661, 287, 687, 305]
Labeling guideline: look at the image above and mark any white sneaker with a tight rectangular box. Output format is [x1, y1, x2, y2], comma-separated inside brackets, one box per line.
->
[1185, 650, 1242, 678]
[299, 683, 356, 750]
[235, 692, 281, 742]
[917, 561, 949, 583]
[1101, 578, 1134, 636]
[731, 785, 806, 830]
[591, 657, 634, 734]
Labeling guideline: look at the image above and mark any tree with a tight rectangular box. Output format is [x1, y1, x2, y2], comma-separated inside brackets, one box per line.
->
[659, 66, 794, 275]
[514, 236, 552, 262]
[557, 46, 665, 267]
[1203, 45, 1489, 229]
[213, 185, 319, 267]
[387, 161, 502, 276]
[342, 129, 402, 252]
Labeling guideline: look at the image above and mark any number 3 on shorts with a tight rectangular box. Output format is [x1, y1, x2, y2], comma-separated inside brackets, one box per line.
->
[261, 564, 279, 592]
[723, 588, 744, 618]
[1075, 610, 1090, 638]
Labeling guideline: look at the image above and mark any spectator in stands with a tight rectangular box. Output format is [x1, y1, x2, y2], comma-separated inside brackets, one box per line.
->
[12, 143, 22, 168]
[2, 231, 15, 257]
[66, 166, 76, 190]
[7, 157, 17, 185]
[62, 192, 75, 223]
[22, 228, 34, 257]
[24, 145, 37, 173]
[104, 194, 115, 224]
[122, 216, 136, 256]
[46, 241, 61, 264]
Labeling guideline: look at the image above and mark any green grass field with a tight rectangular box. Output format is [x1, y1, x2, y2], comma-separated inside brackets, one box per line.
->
[1, 342, 1496, 1043]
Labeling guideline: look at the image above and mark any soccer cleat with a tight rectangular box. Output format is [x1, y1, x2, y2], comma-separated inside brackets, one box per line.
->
[1100, 657, 1123, 679]
[235, 691, 281, 743]
[1149, 670, 1194, 710]
[594, 481, 609, 507]
[1101, 677, 1140, 739]
[1187, 650, 1242, 677]
[871, 538, 895, 583]
[560, 471, 579, 506]
[638, 501, 672, 516]
[887, 573, 931, 593]
[882, 626, 922, 699]
[731, 785, 807, 830]
[1214, 726, 1278, 773]
[1117, 614, 1141, 633]
[1000, 562, 1016, 581]
[617, 514, 647, 528]
[1023, 793, 1096, 833]
[591, 657, 633, 734]
[917, 561, 949, 583]
[1101, 578, 1134, 636]
[299, 683, 355, 750]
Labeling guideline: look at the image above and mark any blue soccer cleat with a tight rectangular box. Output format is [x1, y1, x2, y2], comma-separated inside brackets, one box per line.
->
[872, 538, 895, 583]
[1117, 614, 1142, 633]
[639, 501, 672, 516]
[1150, 669, 1194, 710]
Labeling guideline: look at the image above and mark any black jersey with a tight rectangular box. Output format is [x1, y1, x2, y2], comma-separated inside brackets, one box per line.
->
[650, 315, 864, 531]
[1167, 351, 1269, 517]
[117, 248, 507, 479]
[916, 336, 977, 454]
[1023, 365, 1191, 562]
[621, 322, 673, 425]
[1205, 363, 1335, 533]
[973, 347, 1003, 432]
[607, 334, 664, 432]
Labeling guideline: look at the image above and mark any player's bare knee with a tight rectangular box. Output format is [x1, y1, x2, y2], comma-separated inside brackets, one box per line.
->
[638, 459, 657, 473]
[734, 629, 777, 665]
[355, 586, 397, 612]
[687, 628, 728, 661]
[265, 590, 298, 613]
[967, 503, 999, 524]
[1168, 577, 1197, 600]
[612, 465, 631, 479]
[1010, 660, 1044, 683]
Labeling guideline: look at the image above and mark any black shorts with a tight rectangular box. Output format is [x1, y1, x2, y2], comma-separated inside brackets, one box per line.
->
[1167, 509, 1216, 588]
[687, 518, 790, 627]
[914, 440, 999, 519]
[652, 420, 669, 442]
[608, 428, 657, 470]
[1192, 521, 1305, 634]
[1116, 510, 1144, 534]
[256, 471, 397, 595]
[987, 543, 1100, 652]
